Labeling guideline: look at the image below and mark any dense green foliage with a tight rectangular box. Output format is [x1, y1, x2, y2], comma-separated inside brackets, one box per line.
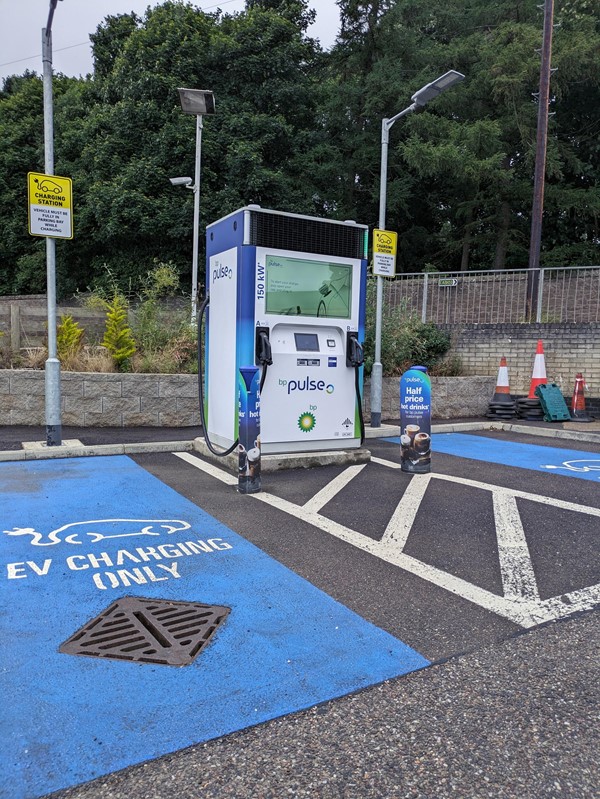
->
[0, 0, 598, 298]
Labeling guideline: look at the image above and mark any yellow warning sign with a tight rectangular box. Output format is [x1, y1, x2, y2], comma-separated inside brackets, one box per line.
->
[373, 229, 397, 276]
[28, 172, 73, 239]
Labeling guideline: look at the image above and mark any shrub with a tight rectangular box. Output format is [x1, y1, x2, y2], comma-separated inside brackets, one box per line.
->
[132, 261, 188, 354]
[364, 283, 452, 376]
[57, 314, 84, 370]
[101, 294, 136, 370]
[131, 328, 198, 374]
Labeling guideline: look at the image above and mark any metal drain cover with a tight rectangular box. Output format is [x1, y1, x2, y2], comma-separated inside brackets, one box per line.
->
[59, 596, 230, 666]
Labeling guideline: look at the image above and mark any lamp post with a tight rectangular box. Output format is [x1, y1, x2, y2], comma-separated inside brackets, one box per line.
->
[370, 70, 465, 428]
[175, 88, 215, 325]
[43, 0, 63, 446]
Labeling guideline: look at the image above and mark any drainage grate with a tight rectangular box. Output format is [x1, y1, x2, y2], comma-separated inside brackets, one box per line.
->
[59, 596, 230, 666]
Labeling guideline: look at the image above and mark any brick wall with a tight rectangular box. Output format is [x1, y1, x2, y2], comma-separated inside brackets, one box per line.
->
[444, 323, 599, 401]
[0, 320, 597, 426]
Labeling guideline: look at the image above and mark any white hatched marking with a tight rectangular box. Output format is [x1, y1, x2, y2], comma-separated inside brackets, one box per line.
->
[380, 474, 431, 550]
[434, 472, 600, 516]
[174, 452, 237, 485]
[173, 451, 600, 628]
[302, 464, 366, 513]
[493, 492, 540, 601]
[371, 456, 401, 469]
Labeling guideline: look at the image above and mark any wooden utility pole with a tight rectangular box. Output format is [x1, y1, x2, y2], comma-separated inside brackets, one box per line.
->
[526, 0, 555, 321]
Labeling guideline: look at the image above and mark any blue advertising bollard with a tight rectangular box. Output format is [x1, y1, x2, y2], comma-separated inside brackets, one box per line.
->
[399, 365, 431, 474]
[238, 366, 261, 494]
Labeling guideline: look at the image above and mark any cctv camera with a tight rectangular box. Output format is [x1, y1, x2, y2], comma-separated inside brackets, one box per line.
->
[169, 176, 193, 187]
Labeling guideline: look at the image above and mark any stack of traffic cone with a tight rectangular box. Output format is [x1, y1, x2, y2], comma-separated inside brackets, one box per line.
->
[517, 340, 546, 420]
[487, 357, 516, 419]
[570, 372, 594, 422]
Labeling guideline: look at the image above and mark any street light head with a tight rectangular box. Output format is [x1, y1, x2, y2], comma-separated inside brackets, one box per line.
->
[169, 176, 193, 187]
[411, 70, 465, 107]
[177, 88, 215, 116]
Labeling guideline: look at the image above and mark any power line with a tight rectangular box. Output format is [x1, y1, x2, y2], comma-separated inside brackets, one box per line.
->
[0, 0, 245, 71]
[0, 41, 89, 70]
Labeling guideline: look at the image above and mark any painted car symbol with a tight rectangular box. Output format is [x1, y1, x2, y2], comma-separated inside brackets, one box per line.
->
[3, 518, 191, 546]
[34, 177, 63, 193]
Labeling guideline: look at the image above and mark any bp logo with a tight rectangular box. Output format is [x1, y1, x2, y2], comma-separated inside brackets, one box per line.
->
[298, 412, 316, 433]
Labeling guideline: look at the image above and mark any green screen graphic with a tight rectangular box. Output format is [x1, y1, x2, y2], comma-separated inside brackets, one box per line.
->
[265, 255, 352, 319]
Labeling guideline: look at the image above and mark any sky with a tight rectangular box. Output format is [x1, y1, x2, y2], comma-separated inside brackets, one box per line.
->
[0, 0, 341, 84]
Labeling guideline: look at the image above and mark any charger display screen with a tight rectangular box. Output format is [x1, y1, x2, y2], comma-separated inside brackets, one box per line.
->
[265, 254, 352, 319]
[294, 333, 320, 352]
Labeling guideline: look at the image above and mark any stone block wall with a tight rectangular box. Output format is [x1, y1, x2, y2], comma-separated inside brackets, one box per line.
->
[0, 371, 200, 427]
[1, 370, 497, 426]
[363, 376, 496, 421]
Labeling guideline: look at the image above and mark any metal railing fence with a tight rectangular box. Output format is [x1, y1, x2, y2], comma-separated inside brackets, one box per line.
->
[376, 266, 600, 325]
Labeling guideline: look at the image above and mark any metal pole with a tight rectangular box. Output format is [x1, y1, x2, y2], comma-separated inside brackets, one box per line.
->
[536, 268, 544, 323]
[527, 0, 554, 320]
[421, 273, 429, 323]
[370, 118, 389, 428]
[42, 22, 61, 446]
[190, 114, 203, 325]
[370, 104, 415, 428]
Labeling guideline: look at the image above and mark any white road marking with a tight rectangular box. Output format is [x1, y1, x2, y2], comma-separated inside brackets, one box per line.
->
[371, 456, 401, 469]
[492, 492, 540, 602]
[434, 472, 600, 517]
[173, 451, 600, 628]
[302, 464, 366, 513]
[174, 452, 237, 485]
[380, 474, 431, 550]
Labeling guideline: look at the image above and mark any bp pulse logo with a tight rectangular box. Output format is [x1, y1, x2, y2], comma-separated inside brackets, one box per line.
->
[212, 264, 232, 283]
[279, 378, 334, 395]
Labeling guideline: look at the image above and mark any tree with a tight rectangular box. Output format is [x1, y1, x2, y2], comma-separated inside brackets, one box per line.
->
[0, 0, 597, 297]
[326, 0, 599, 271]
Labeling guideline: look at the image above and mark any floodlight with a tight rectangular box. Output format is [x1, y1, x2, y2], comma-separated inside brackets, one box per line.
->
[177, 88, 216, 116]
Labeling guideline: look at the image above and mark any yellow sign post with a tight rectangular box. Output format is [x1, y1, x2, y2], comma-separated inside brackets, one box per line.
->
[372, 228, 397, 277]
[28, 172, 73, 239]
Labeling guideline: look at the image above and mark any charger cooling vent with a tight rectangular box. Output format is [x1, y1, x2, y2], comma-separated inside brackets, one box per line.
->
[248, 211, 365, 260]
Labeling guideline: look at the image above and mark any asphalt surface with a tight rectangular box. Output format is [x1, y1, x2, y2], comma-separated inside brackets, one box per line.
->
[48, 610, 599, 799]
[0, 420, 597, 799]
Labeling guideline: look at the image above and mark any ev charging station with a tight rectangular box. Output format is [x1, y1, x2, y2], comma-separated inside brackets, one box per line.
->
[204, 206, 368, 455]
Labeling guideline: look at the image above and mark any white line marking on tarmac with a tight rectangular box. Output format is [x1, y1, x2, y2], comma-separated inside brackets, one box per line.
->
[174, 452, 237, 485]
[371, 456, 401, 469]
[173, 452, 600, 628]
[492, 492, 541, 602]
[302, 464, 366, 513]
[380, 474, 431, 550]
[434, 472, 600, 517]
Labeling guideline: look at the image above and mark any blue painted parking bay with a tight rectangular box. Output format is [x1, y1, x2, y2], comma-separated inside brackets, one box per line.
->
[386, 432, 600, 481]
[0, 455, 428, 799]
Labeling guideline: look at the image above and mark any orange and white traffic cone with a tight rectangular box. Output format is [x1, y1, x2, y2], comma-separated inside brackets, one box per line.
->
[528, 340, 547, 398]
[517, 340, 546, 420]
[487, 356, 516, 418]
[492, 357, 513, 403]
[571, 373, 594, 422]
